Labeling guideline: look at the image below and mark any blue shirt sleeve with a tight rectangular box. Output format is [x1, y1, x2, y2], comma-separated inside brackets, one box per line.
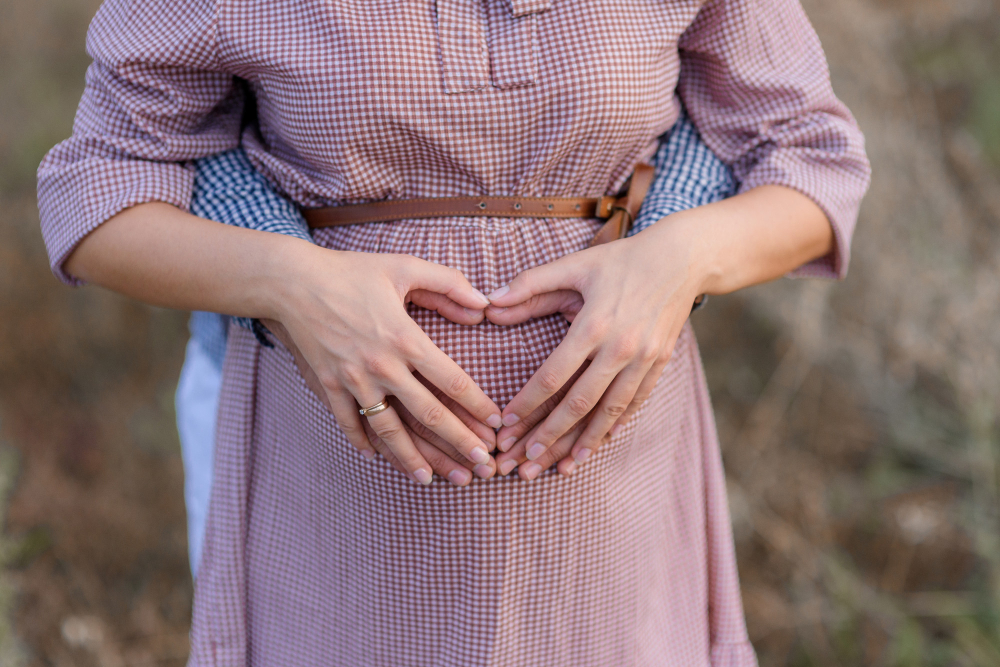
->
[188, 148, 312, 362]
[630, 108, 736, 235]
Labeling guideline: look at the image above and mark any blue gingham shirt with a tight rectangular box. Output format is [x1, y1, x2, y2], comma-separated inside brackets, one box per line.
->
[188, 110, 736, 369]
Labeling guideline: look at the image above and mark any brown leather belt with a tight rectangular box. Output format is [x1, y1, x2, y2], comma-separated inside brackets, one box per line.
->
[303, 164, 656, 248]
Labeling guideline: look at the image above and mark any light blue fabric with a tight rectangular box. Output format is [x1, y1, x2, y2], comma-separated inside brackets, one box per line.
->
[174, 109, 736, 576]
[175, 337, 223, 575]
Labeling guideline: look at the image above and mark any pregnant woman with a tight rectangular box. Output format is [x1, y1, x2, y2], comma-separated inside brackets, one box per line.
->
[38, 0, 870, 664]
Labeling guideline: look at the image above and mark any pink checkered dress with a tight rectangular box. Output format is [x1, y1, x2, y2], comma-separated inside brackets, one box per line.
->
[37, 0, 869, 664]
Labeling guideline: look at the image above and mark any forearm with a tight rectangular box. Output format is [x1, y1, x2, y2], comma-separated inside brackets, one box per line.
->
[65, 202, 306, 319]
[652, 185, 835, 297]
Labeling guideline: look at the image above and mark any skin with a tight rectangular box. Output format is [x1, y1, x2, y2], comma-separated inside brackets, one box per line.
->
[65, 184, 832, 485]
[486, 184, 834, 479]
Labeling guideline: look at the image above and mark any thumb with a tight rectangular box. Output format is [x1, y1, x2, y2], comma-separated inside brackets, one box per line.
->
[487, 255, 581, 308]
[402, 258, 491, 311]
[485, 290, 583, 326]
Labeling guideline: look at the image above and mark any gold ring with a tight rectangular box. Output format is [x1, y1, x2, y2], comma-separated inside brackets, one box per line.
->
[359, 398, 390, 418]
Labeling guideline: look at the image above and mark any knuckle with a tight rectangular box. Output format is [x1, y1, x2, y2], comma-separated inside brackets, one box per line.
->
[373, 422, 405, 443]
[609, 334, 639, 361]
[338, 419, 363, 435]
[537, 369, 563, 394]
[602, 401, 627, 418]
[580, 318, 609, 342]
[362, 352, 394, 380]
[336, 364, 363, 389]
[419, 403, 447, 429]
[639, 342, 660, 364]
[446, 372, 470, 396]
[566, 395, 592, 418]
[387, 328, 419, 358]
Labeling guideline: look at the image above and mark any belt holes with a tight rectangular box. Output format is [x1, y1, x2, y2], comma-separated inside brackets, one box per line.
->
[575, 204, 581, 211]
[514, 202, 522, 210]
[478, 201, 487, 209]
[547, 204, 554, 211]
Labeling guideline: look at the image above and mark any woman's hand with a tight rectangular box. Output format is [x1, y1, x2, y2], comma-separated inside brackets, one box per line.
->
[485, 218, 702, 478]
[268, 242, 503, 485]
[262, 319, 497, 485]
[485, 186, 836, 479]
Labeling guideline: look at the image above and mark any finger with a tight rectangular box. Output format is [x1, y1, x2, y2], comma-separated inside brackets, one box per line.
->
[409, 333, 502, 430]
[556, 433, 609, 476]
[389, 371, 494, 467]
[499, 325, 595, 428]
[400, 257, 491, 311]
[409, 289, 485, 326]
[363, 401, 434, 484]
[361, 419, 411, 479]
[518, 348, 623, 461]
[517, 421, 587, 481]
[411, 432, 477, 486]
[495, 363, 587, 452]
[484, 290, 583, 326]
[495, 421, 542, 477]
[571, 362, 649, 463]
[487, 253, 583, 308]
[329, 392, 376, 461]
[414, 375, 497, 449]
[394, 397, 496, 479]
[612, 356, 669, 430]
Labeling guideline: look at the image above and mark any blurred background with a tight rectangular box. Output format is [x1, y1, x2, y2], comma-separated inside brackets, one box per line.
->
[0, 0, 998, 664]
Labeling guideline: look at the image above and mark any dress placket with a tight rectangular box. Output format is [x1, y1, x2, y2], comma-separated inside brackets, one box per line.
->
[487, 0, 552, 89]
[436, 0, 552, 94]
[435, 0, 491, 93]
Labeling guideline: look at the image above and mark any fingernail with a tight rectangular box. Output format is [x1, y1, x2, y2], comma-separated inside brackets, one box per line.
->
[574, 448, 592, 464]
[473, 464, 493, 479]
[502, 413, 520, 427]
[470, 447, 491, 465]
[481, 438, 496, 452]
[464, 307, 483, 318]
[413, 468, 433, 485]
[500, 436, 517, 452]
[526, 442, 546, 461]
[486, 414, 502, 429]
[562, 461, 577, 476]
[448, 469, 472, 486]
[474, 290, 491, 306]
[488, 285, 510, 301]
[521, 461, 541, 480]
[361, 449, 376, 461]
[611, 424, 624, 438]
[498, 459, 517, 476]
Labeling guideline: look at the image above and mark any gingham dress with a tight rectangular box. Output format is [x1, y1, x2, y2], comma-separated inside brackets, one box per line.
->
[37, 0, 870, 664]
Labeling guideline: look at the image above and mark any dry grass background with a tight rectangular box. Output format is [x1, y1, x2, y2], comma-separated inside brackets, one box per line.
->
[0, 0, 998, 664]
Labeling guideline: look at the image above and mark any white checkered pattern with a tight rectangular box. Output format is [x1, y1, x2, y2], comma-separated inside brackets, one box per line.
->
[36, 0, 870, 664]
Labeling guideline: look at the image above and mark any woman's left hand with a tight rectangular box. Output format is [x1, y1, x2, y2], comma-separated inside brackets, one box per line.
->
[485, 218, 706, 479]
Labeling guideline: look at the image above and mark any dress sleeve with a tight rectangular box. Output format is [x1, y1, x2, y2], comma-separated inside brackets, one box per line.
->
[36, 0, 242, 285]
[677, 0, 871, 279]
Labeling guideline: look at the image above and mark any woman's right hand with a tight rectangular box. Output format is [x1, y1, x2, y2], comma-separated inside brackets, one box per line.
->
[264, 242, 502, 485]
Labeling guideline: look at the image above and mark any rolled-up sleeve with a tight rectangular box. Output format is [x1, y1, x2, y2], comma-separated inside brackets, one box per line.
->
[37, 0, 242, 285]
[677, 0, 871, 278]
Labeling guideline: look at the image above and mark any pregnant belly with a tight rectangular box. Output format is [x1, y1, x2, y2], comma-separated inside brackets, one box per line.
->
[311, 216, 601, 406]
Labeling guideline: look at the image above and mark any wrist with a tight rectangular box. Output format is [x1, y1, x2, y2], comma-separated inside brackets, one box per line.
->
[645, 211, 724, 298]
[255, 234, 327, 322]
